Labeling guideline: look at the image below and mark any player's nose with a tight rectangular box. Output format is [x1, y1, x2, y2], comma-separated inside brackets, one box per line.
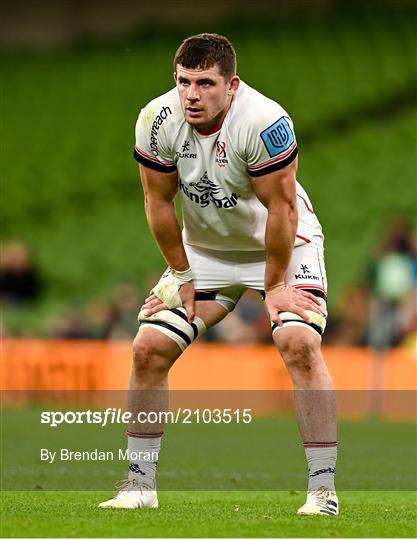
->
[186, 83, 199, 101]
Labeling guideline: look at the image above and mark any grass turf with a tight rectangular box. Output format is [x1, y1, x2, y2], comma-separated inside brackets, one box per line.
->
[1, 490, 416, 538]
[2, 410, 416, 491]
[2, 410, 416, 536]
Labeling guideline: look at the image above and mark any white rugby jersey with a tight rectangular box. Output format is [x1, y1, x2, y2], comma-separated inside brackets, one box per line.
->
[134, 81, 322, 251]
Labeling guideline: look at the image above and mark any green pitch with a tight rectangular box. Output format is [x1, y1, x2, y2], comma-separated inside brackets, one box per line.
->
[1, 490, 416, 537]
[2, 406, 416, 492]
[1, 408, 417, 537]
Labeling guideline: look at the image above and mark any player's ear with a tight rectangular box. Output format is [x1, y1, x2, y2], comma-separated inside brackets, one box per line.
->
[173, 72, 177, 83]
[228, 76, 240, 95]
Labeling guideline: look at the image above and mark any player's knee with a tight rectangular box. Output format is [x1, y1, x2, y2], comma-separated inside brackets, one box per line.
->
[131, 332, 175, 379]
[276, 331, 320, 372]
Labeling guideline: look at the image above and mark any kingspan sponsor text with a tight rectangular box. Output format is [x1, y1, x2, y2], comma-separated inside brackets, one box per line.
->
[179, 178, 239, 209]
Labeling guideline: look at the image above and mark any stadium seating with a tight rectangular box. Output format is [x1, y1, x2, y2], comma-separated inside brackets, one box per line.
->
[2, 12, 416, 331]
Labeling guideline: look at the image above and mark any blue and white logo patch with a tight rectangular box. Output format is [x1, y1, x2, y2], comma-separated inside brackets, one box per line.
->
[260, 117, 295, 158]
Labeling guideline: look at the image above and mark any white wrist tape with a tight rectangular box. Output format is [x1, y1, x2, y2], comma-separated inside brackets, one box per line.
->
[171, 267, 194, 283]
[150, 268, 194, 309]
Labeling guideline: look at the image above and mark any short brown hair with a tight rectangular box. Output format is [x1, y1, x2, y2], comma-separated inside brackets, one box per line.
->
[174, 33, 236, 79]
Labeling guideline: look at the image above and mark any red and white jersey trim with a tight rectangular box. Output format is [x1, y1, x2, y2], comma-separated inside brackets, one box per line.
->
[296, 234, 312, 244]
[248, 141, 297, 172]
[134, 146, 175, 167]
[297, 194, 314, 214]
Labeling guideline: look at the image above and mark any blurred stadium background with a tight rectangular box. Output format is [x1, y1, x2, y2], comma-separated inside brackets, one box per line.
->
[1, 5, 416, 538]
[1, 0, 416, 380]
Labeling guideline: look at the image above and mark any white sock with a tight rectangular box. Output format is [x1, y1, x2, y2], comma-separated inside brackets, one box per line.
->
[303, 441, 337, 491]
[127, 431, 162, 489]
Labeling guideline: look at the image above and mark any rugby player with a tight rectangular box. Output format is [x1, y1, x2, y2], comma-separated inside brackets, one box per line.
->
[99, 33, 338, 516]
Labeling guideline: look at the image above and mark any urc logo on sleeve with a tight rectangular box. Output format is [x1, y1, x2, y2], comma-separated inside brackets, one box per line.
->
[260, 116, 294, 158]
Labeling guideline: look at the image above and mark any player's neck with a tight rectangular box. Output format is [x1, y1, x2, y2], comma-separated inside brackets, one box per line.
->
[195, 97, 233, 135]
[195, 123, 223, 136]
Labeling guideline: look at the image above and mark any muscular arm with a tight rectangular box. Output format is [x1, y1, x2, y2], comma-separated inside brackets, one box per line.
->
[250, 158, 321, 323]
[139, 164, 195, 320]
[139, 164, 189, 271]
[250, 158, 298, 291]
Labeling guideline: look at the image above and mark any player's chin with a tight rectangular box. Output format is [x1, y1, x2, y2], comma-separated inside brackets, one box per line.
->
[184, 115, 202, 126]
[185, 111, 205, 124]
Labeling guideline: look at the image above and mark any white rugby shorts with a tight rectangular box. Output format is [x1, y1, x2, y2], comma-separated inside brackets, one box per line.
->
[143, 237, 328, 342]
[183, 237, 327, 308]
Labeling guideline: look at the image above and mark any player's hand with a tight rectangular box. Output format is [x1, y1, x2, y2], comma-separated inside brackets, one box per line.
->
[140, 282, 195, 322]
[140, 293, 168, 317]
[265, 284, 323, 326]
[178, 281, 195, 322]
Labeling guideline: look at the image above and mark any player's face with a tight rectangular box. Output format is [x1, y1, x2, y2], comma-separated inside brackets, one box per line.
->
[174, 64, 240, 132]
